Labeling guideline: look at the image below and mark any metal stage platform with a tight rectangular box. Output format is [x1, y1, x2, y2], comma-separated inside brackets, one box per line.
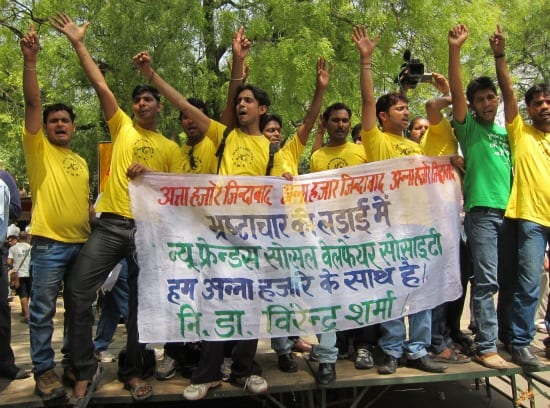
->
[2, 298, 549, 407]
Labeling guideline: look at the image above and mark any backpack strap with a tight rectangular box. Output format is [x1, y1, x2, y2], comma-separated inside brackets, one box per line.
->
[215, 126, 232, 174]
[266, 143, 280, 176]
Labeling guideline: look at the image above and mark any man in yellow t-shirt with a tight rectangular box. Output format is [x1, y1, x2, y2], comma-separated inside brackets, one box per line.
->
[353, 25, 448, 375]
[309, 101, 370, 384]
[180, 99, 217, 175]
[260, 58, 331, 376]
[131, 26, 278, 399]
[21, 24, 89, 401]
[491, 25, 550, 369]
[52, 13, 183, 404]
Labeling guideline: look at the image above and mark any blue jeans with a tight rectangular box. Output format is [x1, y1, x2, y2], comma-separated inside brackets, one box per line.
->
[378, 310, 431, 359]
[29, 237, 82, 375]
[431, 302, 452, 354]
[93, 260, 129, 352]
[510, 220, 550, 349]
[271, 337, 293, 356]
[312, 333, 338, 363]
[464, 208, 505, 354]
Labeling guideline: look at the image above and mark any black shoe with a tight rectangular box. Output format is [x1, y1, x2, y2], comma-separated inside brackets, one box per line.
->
[0, 365, 31, 380]
[62, 367, 76, 387]
[317, 363, 336, 385]
[278, 353, 297, 373]
[354, 347, 374, 369]
[378, 354, 398, 375]
[407, 355, 448, 373]
[511, 347, 545, 369]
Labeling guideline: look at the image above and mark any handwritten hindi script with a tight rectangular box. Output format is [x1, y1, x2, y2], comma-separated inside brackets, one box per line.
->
[131, 155, 463, 342]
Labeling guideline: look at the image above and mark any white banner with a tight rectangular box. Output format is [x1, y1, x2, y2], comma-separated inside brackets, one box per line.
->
[130, 155, 462, 343]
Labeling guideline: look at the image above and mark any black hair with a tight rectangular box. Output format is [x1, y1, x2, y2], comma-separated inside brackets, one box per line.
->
[465, 76, 497, 106]
[322, 102, 352, 122]
[351, 123, 362, 142]
[42, 103, 76, 124]
[234, 84, 271, 108]
[260, 113, 283, 132]
[132, 84, 161, 103]
[179, 98, 209, 120]
[525, 83, 550, 106]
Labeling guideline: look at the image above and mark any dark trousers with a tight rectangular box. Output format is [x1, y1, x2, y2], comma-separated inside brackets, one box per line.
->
[447, 238, 472, 337]
[191, 339, 261, 384]
[0, 258, 16, 371]
[66, 216, 143, 382]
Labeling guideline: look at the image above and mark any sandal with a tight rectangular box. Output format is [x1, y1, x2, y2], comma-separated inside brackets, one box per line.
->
[124, 379, 154, 401]
[474, 352, 510, 370]
[68, 366, 103, 408]
[432, 347, 471, 364]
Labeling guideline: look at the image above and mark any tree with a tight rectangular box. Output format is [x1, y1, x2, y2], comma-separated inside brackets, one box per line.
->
[1, 0, 547, 191]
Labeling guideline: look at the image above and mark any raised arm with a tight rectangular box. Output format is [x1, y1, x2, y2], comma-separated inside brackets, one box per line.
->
[51, 13, 118, 120]
[20, 24, 42, 134]
[219, 26, 250, 128]
[352, 25, 379, 133]
[448, 24, 469, 124]
[311, 115, 325, 154]
[425, 72, 452, 124]
[489, 25, 517, 122]
[132, 51, 211, 134]
[296, 57, 332, 145]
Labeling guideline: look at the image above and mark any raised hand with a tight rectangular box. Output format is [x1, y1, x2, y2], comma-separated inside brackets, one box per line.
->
[132, 51, 153, 78]
[316, 57, 333, 90]
[20, 23, 40, 59]
[232, 26, 252, 61]
[489, 24, 505, 56]
[432, 72, 450, 94]
[352, 25, 379, 59]
[448, 24, 468, 48]
[50, 12, 90, 44]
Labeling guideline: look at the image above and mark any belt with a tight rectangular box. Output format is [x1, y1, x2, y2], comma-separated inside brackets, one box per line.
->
[469, 206, 505, 215]
[100, 212, 135, 222]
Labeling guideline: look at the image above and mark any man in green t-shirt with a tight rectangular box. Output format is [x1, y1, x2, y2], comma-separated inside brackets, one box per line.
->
[448, 24, 512, 370]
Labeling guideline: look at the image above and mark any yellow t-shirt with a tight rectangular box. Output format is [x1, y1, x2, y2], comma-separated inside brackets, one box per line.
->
[22, 127, 90, 242]
[505, 114, 550, 226]
[97, 109, 184, 218]
[205, 120, 286, 176]
[361, 126, 424, 161]
[181, 137, 217, 174]
[310, 141, 367, 172]
[281, 133, 305, 176]
[422, 118, 458, 156]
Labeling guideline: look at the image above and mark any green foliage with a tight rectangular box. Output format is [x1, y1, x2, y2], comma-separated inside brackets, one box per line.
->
[0, 0, 547, 192]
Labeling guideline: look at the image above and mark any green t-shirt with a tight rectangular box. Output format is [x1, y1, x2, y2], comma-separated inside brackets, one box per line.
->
[452, 112, 511, 211]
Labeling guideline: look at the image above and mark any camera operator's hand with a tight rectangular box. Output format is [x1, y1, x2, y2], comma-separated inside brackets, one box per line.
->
[432, 72, 450, 95]
[448, 24, 468, 48]
[489, 24, 505, 56]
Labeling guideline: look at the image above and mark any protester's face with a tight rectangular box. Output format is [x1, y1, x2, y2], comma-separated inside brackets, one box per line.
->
[235, 90, 266, 127]
[409, 118, 430, 143]
[132, 92, 161, 124]
[527, 92, 550, 130]
[263, 120, 282, 145]
[382, 101, 410, 134]
[7, 237, 17, 246]
[471, 89, 499, 123]
[180, 112, 203, 140]
[44, 110, 75, 148]
[325, 109, 351, 144]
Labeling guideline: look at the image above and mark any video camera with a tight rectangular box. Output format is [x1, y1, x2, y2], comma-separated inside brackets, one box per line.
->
[395, 50, 432, 89]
